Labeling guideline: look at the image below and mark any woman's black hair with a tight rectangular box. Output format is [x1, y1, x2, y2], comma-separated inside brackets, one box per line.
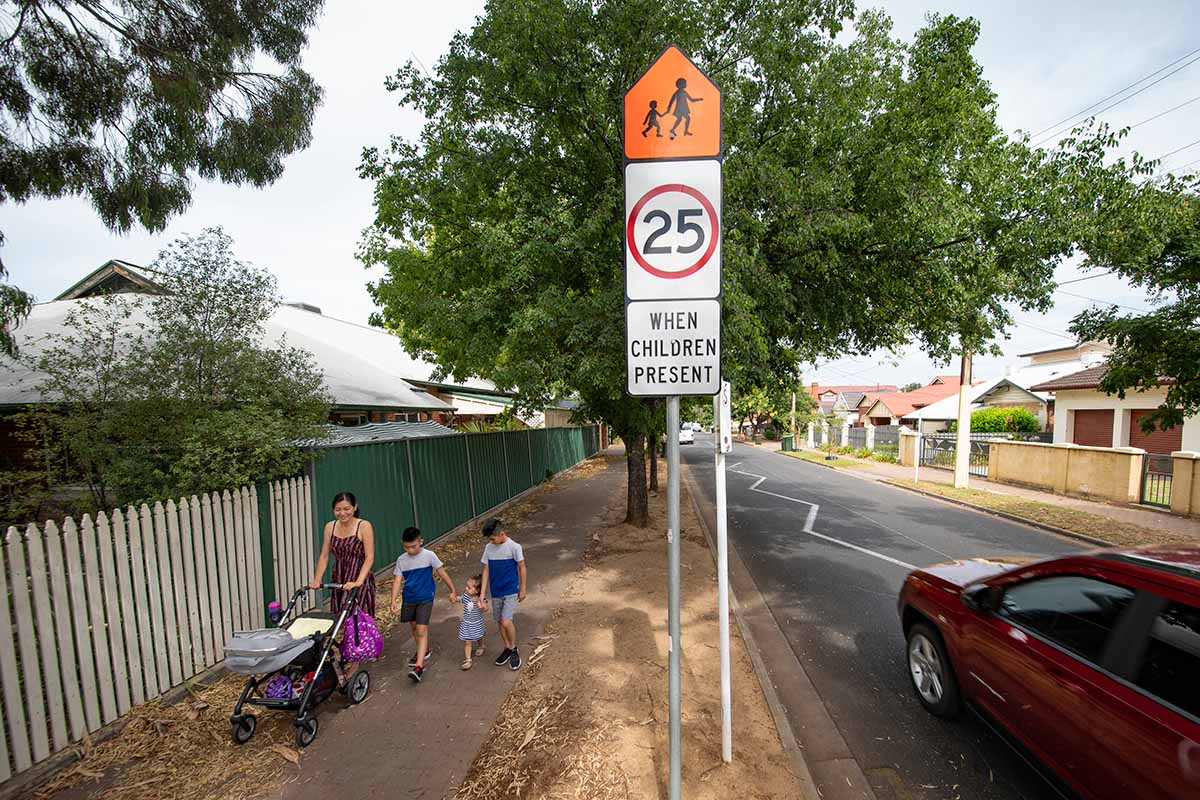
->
[332, 492, 360, 517]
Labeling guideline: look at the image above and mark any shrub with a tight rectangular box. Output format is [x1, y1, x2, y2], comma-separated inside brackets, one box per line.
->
[837, 444, 855, 454]
[873, 452, 899, 463]
[765, 428, 779, 441]
[853, 447, 873, 459]
[949, 406, 1041, 433]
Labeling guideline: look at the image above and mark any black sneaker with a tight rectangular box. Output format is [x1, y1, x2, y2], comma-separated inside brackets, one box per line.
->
[509, 649, 522, 671]
[408, 665, 423, 683]
[408, 651, 434, 668]
[494, 647, 512, 666]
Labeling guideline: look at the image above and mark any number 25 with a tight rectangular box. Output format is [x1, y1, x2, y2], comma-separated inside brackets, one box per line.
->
[644, 209, 705, 255]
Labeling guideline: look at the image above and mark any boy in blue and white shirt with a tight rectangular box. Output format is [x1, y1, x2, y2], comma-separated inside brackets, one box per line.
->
[480, 517, 526, 670]
[391, 526, 457, 683]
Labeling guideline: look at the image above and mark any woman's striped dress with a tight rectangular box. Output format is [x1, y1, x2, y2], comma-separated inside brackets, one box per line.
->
[330, 521, 376, 616]
[459, 595, 486, 642]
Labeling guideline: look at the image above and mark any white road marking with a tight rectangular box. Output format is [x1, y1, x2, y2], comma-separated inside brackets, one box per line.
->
[727, 466, 917, 570]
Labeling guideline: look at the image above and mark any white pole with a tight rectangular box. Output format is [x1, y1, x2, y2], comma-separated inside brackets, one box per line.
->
[715, 382, 732, 763]
[954, 351, 973, 489]
[914, 412, 922, 483]
[666, 396, 682, 800]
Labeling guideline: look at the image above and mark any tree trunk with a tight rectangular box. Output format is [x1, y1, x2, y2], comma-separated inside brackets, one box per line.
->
[648, 432, 659, 493]
[624, 432, 650, 526]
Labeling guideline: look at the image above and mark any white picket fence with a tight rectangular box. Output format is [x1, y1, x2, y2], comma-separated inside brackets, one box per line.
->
[0, 477, 315, 785]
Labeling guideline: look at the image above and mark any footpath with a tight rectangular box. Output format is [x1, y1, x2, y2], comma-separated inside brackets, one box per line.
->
[41, 448, 806, 800]
[784, 444, 1200, 546]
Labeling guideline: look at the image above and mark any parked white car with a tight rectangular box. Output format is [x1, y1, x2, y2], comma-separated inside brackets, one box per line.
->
[679, 427, 695, 445]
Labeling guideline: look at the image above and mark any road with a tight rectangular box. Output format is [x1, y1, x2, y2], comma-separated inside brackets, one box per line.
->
[681, 441, 1084, 800]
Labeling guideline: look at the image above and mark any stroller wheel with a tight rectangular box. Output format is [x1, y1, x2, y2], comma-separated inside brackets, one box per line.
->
[295, 716, 319, 748]
[231, 715, 257, 745]
[349, 671, 370, 705]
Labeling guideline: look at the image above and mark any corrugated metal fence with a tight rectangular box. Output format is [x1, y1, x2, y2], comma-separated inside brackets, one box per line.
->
[310, 426, 600, 567]
[0, 425, 600, 787]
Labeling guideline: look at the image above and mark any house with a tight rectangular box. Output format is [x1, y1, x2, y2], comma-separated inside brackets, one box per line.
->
[1031, 366, 1200, 453]
[2, 260, 530, 428]
[895, 377, 1047, 432]
[809, 383, 897, 425]
[858, 377, 967, 427]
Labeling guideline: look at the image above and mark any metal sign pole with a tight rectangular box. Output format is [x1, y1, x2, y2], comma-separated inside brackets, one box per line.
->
[666, 395, 682, 800]
[715, 384, 732, 762]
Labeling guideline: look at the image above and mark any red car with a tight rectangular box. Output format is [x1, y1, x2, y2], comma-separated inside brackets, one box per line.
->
[898, 546, 1200, 799]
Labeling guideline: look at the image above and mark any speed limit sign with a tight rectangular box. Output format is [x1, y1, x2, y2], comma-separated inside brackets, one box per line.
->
[625, 159, 721, 300]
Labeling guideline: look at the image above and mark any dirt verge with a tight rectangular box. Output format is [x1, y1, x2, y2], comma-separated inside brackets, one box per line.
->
[453, 457, 804, 799]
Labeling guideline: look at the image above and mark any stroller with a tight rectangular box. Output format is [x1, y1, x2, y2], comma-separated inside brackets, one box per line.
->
[226, 583, 370, 748]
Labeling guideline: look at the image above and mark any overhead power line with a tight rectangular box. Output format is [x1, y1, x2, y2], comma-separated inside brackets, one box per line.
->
[1055, 270, 1113, 286]
[1030, 46, 1200, 137]
[1155, 137, 1200, 164]
[1013, 317, 1077, 341]
[1129, 93, 1200, 129]
[1054, 288, 1150, 313]
[1033, 49, 1200, 147]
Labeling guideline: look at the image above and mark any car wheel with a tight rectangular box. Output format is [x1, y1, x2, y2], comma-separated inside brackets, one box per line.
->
[906, 622, 961, 718]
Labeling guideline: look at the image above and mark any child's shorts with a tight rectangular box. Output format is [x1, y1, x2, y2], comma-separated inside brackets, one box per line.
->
[400, 600, 433, 625]
[492, 593, 518, 622]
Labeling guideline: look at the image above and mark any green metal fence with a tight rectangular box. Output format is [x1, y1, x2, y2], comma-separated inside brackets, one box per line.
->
[305, 426, 600, 570]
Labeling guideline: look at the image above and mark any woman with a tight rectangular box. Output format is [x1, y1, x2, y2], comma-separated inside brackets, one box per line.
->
[309, 492, 376, 675]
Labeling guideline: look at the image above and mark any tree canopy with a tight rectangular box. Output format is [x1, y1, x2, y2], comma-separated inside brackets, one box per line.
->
[1071, 187, 1200, 432]
[0, 0, 326, 356]
[359, 0, 1152, 524]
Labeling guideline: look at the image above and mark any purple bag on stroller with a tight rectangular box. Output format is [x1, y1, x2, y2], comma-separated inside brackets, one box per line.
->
[340, 609, 383, 662]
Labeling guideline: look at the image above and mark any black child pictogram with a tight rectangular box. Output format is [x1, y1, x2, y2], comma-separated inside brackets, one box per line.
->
[666, 78, 702, 139]
[641, 100, 664, 137]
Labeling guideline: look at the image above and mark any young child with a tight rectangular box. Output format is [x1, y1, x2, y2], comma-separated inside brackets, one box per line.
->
[458, 574, 487, 669]
[641, 99, 664, 137]
[480, 517, 526, 670]
[391, 526, 457, 683]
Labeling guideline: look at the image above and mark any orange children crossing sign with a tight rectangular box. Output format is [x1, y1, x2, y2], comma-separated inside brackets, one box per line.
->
[623, 45, 722, 161]
[624, 46, 722, 397]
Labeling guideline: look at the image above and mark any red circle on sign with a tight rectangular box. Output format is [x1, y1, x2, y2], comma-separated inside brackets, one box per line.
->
[627, 183, 719, 279]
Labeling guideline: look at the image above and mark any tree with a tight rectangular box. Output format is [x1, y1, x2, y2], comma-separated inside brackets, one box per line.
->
[23, 228, 331, 508]
[358, 1, 1151, 525]
[732, 375, 804, 438]
[901, 382, 924, 393]
[0, 1, 325, 354]
[1070, 188, 1200, 432]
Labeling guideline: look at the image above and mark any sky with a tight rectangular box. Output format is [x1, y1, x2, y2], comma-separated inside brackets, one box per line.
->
[3, 1, 1199, 389]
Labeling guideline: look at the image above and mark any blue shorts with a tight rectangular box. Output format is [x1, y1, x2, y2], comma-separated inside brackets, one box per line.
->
[492, 593, 518, 622]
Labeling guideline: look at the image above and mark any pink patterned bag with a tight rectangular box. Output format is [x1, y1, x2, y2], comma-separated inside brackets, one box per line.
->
[340, 609, 384, 662]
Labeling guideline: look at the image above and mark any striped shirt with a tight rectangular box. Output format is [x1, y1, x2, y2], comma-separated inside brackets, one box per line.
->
[458, 595, 486, 641]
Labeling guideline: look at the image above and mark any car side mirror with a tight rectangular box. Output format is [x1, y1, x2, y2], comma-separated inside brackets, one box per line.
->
[961, 584, 997, 613]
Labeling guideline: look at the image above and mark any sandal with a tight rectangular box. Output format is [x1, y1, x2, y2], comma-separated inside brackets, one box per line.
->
[461, 659, 473, 670]
[474, 643, 486, 657]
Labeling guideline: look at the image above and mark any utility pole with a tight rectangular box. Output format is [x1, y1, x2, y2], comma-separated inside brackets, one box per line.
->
[665, 396, 682, 798]
[953, 350, 973, 488]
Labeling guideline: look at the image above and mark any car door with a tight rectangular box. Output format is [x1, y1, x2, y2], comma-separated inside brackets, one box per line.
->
[960, 572, 1136, 796]
[1081, 591, 1200, 799]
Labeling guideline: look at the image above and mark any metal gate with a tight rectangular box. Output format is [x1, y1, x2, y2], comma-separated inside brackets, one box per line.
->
[920, 434, 989, 477]
[1141, 454, 1173, 508]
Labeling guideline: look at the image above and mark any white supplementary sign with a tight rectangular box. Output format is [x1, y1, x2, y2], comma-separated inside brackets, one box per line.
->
[717, 380, 732, 453]
[626, 299, 721, 396]
[625, 159, 721, 301]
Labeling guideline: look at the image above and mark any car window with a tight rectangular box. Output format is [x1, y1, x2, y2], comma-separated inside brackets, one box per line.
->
[999, 575, 1135, 663]
[1134, 600, 1200, 719]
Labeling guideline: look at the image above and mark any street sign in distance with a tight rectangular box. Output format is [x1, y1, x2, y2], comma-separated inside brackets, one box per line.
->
[717, 380, 732, 453]
[627, 299, 721, 396]
[625, 159, 721, 301]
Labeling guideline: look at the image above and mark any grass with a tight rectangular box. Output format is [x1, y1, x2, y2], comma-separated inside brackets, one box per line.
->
[889, 479, 1192, 548]
[782, 449, 865, 469]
